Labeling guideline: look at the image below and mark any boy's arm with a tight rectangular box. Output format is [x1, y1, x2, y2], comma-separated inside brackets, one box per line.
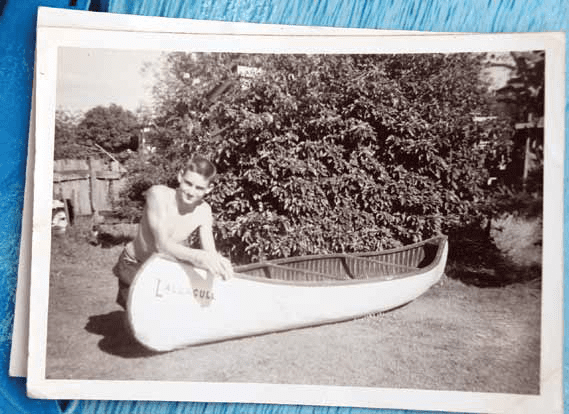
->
[199, 213, 233, 278]
[198, 214, 217, 253]
[145, 186, 231, 279]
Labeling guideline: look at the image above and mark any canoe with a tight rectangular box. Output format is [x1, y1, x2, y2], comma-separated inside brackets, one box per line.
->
[127, 235, 448, 352]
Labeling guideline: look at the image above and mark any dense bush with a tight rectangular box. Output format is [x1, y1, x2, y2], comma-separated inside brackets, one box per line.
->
[119, 53, 516, 264]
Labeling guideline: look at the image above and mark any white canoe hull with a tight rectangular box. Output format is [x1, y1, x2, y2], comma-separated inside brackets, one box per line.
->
[128, 239, 448, 352]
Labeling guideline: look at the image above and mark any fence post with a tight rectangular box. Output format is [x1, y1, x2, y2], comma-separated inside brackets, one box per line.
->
[89, 157, 98, 218]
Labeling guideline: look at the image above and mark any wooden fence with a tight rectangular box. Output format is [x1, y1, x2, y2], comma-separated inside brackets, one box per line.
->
[53, 158, 127, 217]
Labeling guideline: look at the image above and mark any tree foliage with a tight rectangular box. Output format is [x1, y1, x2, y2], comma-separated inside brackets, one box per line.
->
[54, 109, 91, 160]
[120, 52, 515, 264]
[503, 51, 545, 118]
[494, 51, 545, 122]
[77, 104, 140, 157]
[55, 104, 141, 161]
[490, 51, 545, 195]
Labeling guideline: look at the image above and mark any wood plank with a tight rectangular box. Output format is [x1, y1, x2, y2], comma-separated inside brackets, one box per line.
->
[94, 170, 122, 180]
[53, 169, 89, 176]
[53, 172, 89, 182]
[76, 174, 91, 215]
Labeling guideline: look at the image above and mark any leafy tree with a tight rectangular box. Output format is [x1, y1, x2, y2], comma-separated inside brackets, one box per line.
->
[494, 51, 544, 122]
[120, 52, 514, 264]
[76, 104, 140, 160]
[498, 52, 544, 218]
[54, 109, 92, 160]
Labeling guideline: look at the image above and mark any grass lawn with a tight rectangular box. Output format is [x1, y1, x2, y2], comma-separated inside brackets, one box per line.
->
[46, 221, 541, 394]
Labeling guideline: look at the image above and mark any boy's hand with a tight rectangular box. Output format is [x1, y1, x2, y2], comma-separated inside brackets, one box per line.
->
[209, 254, 233, 281]
[194, 251, 233, 280]
[217, 255, 233, 281]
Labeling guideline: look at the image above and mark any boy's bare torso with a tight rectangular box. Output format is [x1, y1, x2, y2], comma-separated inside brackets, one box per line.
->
[130, 185, 211, 263]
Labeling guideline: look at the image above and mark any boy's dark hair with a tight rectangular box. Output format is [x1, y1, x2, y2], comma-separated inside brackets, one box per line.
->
[183, 155, 217, 182]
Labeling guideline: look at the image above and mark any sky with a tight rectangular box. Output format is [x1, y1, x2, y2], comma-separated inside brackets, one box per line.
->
[55, 48, 517, 115]
[56, 48, 164, 113]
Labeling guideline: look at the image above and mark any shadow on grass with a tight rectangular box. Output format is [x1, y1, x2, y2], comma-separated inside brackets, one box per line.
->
[91, 233, 133, 248]
[85, 311, 159, 358]
[446, 230, 541, 288]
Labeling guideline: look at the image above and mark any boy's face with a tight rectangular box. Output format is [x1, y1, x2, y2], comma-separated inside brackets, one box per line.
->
[177, 169, 212, 206]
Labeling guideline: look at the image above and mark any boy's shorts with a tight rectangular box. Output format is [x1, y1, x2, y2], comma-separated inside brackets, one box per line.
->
[112, 244, 142, 309]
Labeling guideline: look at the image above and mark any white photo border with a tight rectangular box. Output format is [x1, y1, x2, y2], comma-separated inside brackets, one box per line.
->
[27, 7, 565, 414]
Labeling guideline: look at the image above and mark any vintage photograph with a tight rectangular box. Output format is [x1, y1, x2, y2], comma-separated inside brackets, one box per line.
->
[26, 11, 564, 412]
[47, 47, 544, 391]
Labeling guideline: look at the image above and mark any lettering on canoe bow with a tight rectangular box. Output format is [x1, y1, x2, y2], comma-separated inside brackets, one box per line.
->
[154, 279, 215, 301]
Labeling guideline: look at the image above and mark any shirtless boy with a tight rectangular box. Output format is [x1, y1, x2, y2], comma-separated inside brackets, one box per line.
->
[113, 155, 233, 309]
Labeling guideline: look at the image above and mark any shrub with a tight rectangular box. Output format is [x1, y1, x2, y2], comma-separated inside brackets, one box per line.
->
[119, 53, 516, 264]
[490, 214, 542, 268]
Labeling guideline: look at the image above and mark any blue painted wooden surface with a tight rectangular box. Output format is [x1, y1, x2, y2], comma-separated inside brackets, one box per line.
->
[0, 0, 567, 413]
